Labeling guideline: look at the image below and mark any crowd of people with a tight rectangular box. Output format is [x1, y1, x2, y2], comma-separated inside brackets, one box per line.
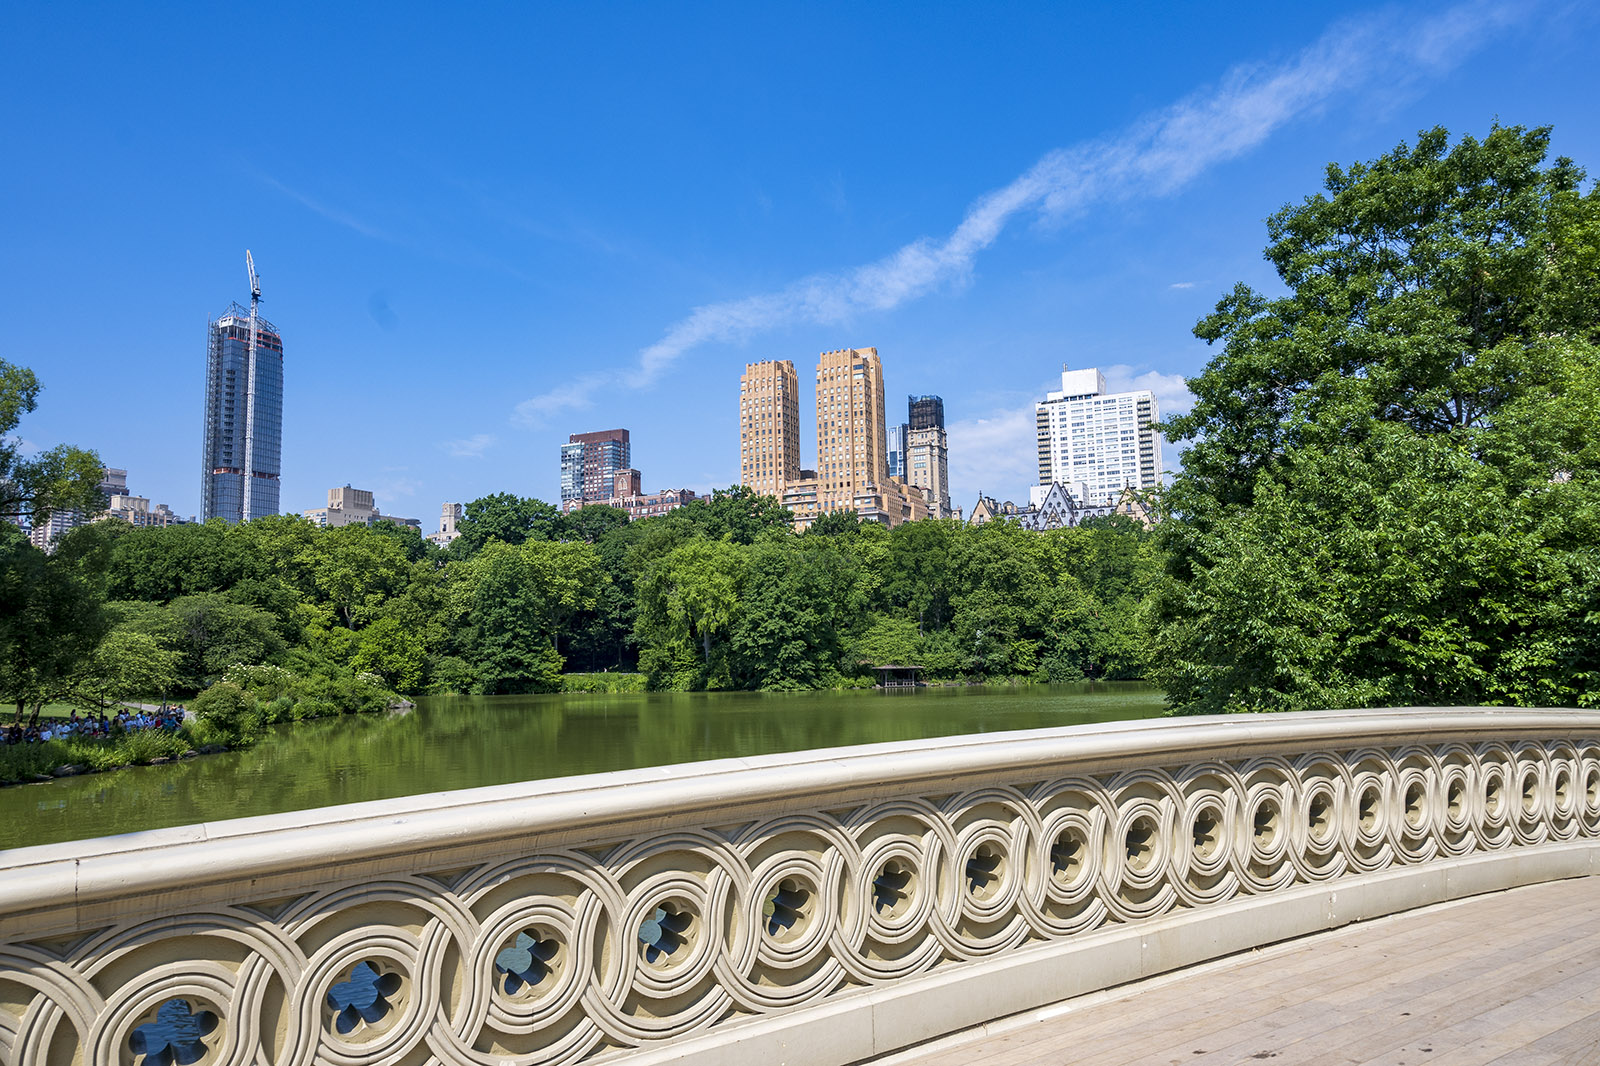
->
[1, 706, 188, 746]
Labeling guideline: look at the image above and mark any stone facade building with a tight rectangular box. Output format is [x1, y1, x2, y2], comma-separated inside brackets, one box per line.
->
[739, 361, 802, 499]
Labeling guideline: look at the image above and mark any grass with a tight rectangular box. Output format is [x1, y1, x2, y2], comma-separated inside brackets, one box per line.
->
[0, 729, 196, 785]
[8, 696, 183, 727]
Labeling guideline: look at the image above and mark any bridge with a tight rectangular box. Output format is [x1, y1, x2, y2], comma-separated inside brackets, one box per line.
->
[1, 708, 1597, 1065]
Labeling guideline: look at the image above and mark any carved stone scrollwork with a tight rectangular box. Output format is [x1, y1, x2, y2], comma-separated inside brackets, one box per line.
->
[2, 714, 1598, 1066]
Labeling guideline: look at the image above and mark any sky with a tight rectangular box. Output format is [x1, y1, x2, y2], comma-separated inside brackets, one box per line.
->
[3, 1, 1598, 527]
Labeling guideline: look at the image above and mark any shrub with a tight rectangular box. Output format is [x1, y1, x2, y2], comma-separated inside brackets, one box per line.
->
[561, 672, 647, 693]
[190, 682, 264, 746]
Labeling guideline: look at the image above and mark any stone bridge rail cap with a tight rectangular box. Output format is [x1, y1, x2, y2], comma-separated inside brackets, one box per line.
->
[2, 707, 1596, 925]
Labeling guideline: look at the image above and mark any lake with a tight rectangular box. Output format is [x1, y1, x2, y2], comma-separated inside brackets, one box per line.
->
[0, 682, 1165, 850]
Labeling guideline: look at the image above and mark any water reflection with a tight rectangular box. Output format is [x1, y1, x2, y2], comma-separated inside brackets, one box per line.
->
[0, 683, 1163, 850]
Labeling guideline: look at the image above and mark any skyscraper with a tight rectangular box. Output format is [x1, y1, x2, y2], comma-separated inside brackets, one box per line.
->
[202, 303, 283, 523]
[814, 347, 889, 516]
[886, 422, 908, 480]
[739, 360, 801, 498]
[905, 394, 952, 518]
[1034, 367, 1161, 504]
[741, 348, 926, 529]
[560, 429, 631, 507]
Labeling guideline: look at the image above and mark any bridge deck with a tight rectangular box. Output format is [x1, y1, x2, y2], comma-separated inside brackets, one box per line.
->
[875, 876, 1600, 1066]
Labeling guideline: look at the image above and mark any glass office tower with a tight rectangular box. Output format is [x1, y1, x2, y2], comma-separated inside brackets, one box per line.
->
[202, 302, 283, 523]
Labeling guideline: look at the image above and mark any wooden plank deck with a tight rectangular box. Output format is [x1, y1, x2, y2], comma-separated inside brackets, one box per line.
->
[872, 876, 1600, 1066]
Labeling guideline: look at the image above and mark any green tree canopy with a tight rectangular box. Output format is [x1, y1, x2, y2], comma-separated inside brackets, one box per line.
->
[0, 525, 106, 718]
[1155, 124, 1600, 714]
[456, 493, 564, 552]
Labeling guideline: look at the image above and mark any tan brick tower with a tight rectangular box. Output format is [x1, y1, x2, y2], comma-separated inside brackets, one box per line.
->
[739, 360, 801, 498]
[814, 347, 888, 515]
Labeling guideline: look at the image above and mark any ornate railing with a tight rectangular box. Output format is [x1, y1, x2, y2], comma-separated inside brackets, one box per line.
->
[2, 708, 1599, 1066]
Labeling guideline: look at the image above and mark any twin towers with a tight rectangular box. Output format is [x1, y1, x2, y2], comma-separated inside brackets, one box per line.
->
[739, 347, 951, 530]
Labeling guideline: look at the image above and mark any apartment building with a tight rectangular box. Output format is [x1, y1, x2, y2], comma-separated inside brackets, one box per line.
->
[1034, 367, 1161, 504]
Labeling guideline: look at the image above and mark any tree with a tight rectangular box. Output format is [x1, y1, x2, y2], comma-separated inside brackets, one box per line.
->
[456, 493, 564, 553]
[680, 486, 793, 544]
[727, 539, 861, 689]
[1167, 124, 1599, 508]
[882, 520, 959, 634]
[165, 594, 287, 692]
[1155, 124, 1600, 714]
[105, 521, 259, 602]
[71, 628, 181, 710]
[0, 525, 106, 720]
[808, 510, 861, 538]
[635, 538, 746, 685]
[0, 360, 105, 527]
[565, 504, 630, 543]
[453, 539, 602, 693]
[368, 517, 430, 562]
[350, 616, 427, 692]
[298, 523, 412, 630]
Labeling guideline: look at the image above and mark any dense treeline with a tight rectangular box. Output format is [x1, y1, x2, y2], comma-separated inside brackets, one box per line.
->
[3, 490, 1160, 713]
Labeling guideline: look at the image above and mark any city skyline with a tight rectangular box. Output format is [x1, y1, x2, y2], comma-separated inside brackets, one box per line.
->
[5, 4, 1597, 518]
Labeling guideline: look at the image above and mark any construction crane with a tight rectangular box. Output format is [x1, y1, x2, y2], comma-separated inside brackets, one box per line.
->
[242, 250, 261, 523]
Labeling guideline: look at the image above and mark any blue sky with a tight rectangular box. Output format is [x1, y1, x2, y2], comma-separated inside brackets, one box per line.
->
[4, 2, 1597, 526]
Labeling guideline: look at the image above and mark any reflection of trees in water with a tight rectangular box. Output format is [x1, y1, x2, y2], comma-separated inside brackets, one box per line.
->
[1, 685, 1163, 849]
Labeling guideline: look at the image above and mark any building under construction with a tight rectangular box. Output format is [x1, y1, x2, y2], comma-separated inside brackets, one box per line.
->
[201, 299, 283, 523]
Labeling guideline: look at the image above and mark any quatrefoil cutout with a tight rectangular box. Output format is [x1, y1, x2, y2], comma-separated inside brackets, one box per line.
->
[873, 864, 912, 914]
[637, 906, 691, 964]
[966, 847, 1002, 893]
[763, 880, 811, 936]
[494, 930, 559, 994]
[129, 998, 218, 1066]
[326, 961, 402, 1035]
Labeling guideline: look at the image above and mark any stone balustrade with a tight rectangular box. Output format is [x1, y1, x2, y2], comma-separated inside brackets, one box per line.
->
[2, 708, 1599, 1066]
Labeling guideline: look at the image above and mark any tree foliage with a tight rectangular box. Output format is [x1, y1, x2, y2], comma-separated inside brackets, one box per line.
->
[0, 360, 105, 526]
[1155, 124, 1600, 714]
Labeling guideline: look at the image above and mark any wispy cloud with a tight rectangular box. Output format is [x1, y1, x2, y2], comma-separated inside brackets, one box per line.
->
[371, 475, 423, 502]
[514, 376, 604, 426]
[441, 433, 495, 458]
[514, 1, 1524, 426]
[1169, 281, 1196, 289]
[258, 174, 398, 243]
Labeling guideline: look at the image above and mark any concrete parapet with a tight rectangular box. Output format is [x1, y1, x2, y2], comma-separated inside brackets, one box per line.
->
[1, 708, 1598, 1064]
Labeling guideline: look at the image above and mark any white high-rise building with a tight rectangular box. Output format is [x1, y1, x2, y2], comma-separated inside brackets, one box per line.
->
[1034, 368, 1161, 505]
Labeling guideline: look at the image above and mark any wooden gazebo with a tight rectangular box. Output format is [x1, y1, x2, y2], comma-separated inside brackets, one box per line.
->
[872, 664, 923, 690]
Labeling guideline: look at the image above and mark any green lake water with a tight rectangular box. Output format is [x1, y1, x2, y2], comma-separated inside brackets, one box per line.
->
[0, 683, 1165, 851]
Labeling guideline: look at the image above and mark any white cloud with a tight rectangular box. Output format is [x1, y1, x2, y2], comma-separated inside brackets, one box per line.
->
[372, 476, 422, 502]
[1102, 365, 1196, 420]
[1169, 281, 1195, 289]
[514, 374, 604, 427]
[514, 2, 1522, 425]
[441, 433, 495, 458]
[948, 403, 1040, 502]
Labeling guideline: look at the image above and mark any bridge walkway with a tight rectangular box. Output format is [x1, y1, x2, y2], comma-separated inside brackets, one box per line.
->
[874, 876, 1600, 1066]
